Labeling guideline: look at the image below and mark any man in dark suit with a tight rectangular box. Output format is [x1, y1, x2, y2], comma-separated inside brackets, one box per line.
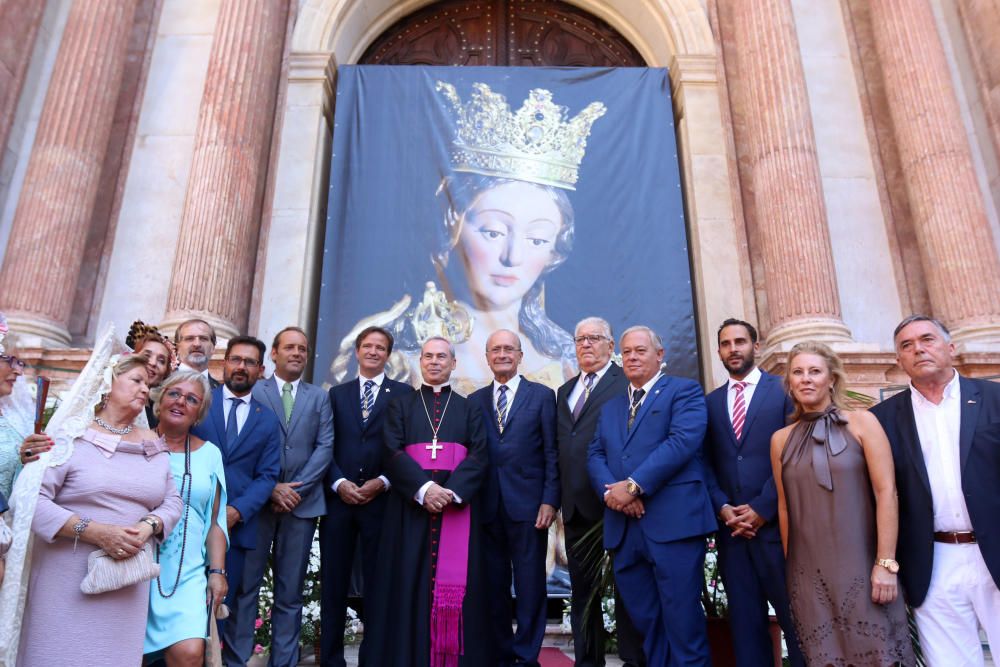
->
[231, 327, 334, 667]
[469, 329, 559, 667]
[556, 316, 644, 667]
[702, 318, 804, 667]
[588, 325, 715, 667]
[871, 315, 1000, 664]
[174, 318, 222, 389]
[319, 326, 412, 667]
[191, 335, 281, 667]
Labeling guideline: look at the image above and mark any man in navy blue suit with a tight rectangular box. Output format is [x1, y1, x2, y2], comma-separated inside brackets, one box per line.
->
[191, 335, 281, 667]
[319, 326, 412, 667]
[702, 319, 804, 667]
[469, 329, 559, 667]
[588, 325, 715, 667]
[871, 315, 1000, 664]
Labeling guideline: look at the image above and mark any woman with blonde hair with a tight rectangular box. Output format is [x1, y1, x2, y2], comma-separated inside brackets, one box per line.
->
[770, 342, 913, 665]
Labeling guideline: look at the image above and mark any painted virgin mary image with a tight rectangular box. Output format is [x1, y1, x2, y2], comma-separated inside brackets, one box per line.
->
[329, 81, 607, 395]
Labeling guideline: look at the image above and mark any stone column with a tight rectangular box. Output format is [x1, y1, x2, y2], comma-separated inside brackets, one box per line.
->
[871, 0, 1000, 343]
[161, 0, 289, 340]
[957, 0, 1000, 168]
[0, 0, 138, 346]
[726, 0, 852, 346]
[0, 1, 45, 166]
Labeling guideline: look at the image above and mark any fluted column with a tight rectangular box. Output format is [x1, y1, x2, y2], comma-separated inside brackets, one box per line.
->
[871, 0, 1000, 343]
[0, 1, 45, 166]
[728, 0, 852, 346]
[957, 0, 1000, 169]
[161, 0, 289, 339]
[0, 0, 138, 346]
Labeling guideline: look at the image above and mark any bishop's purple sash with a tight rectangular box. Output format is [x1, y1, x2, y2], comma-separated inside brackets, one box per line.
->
[405, 441, 470, 667]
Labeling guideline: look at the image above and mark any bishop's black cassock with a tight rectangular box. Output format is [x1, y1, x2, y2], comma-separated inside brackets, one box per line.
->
[366, 385, 492, 666]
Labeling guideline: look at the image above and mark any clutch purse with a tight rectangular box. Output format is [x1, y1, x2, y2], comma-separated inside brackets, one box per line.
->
[80, 541, 160, 595]
[206, 599, 230, 667]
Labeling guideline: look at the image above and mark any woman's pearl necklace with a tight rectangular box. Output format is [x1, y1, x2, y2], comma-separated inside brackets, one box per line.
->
[95, 416, 133, 435]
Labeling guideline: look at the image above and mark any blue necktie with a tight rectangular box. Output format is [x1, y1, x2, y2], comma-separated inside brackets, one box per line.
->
[361, 379, 375, 424]
[497, 384, 509, 432]
[226, 397, 241, 447]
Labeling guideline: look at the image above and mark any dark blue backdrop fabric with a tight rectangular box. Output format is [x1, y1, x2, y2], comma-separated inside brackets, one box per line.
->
[315, 65, 697, 389]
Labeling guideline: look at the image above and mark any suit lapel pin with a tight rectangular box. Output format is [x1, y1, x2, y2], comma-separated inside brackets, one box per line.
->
[968, 399, 976, 404]
[385, 388, 390, 393]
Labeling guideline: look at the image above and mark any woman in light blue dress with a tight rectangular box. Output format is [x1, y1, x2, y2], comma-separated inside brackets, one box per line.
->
[145, 370, 228, 665]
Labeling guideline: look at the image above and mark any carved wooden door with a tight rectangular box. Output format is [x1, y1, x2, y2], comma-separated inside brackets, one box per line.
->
[361, 0, 644, 67]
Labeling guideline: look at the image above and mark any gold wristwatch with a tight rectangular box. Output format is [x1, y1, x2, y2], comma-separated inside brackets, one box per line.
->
[626, 478, 642, 497]
[876, 558, 899, 574]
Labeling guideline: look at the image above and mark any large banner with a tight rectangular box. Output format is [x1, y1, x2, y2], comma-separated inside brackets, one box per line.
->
[315, 65, 696, 594]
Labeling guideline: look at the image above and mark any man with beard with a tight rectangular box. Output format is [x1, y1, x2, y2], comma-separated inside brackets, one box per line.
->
[175, 318, 222, 389]
[701, 319, 804, 666]
[366, 337, 491, 666]
[192, 335, 281, 667]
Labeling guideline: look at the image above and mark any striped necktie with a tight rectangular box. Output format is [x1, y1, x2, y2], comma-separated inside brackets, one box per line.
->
[732, 381, 748, 440]
[497, 384, 509, 433]
[628, 388, 645, 430]
[361, 379, 375, 424]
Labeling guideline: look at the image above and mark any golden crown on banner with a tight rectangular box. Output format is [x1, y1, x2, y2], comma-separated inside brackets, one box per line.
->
[436, 81, 607, 190]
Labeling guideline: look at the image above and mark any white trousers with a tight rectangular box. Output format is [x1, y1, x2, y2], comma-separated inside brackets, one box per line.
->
[914, 542, 1000, 667]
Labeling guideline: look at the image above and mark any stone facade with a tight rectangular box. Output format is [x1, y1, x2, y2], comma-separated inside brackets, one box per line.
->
[1, 0, 998, 396]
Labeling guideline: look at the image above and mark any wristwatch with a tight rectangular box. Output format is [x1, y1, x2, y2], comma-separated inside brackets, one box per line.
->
[140, 516, 161, 534]
[207, 568, 227, 578]
[625, 478, 642, 497]
[876, 558, 900, 574]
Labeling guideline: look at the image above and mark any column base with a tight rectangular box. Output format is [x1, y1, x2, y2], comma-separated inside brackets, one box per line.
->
[764, 317, 854, 348]
[949, 319, 1000, 348]
[2, 312, 72, 347]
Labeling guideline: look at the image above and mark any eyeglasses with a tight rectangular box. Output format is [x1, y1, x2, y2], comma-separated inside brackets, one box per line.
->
[164, 388, 202, 408]
[0, 355, 26, 371]
[487, 345, 521, 355]
[225, 356, 260, 368]
[574, 334, 607, 346]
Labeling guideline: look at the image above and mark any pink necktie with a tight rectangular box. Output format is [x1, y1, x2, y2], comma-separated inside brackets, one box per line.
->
[732, 381, 747, 440]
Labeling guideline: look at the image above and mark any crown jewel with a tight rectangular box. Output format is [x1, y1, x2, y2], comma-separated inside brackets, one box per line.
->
[437, 81, 606, 190]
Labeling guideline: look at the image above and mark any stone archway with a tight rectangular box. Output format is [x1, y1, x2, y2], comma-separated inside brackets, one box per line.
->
[256, 0, 750, 385]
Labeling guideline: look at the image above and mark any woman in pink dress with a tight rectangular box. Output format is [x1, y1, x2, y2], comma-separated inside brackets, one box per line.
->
[17, 354, 183, 667]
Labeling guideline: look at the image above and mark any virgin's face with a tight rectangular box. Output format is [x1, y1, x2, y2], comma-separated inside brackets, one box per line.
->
[457, 181, 562, 310]
[108, 366, 150, 415]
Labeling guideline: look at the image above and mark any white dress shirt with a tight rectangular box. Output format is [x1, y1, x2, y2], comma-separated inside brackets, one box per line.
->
[179, 363, 215, 385]
[726, 366, 762, 422]
[567, 359, 613, 408]
[332, 373, 391, 493]
[910, 370, 972, 532]
[222, 385, 252, 434]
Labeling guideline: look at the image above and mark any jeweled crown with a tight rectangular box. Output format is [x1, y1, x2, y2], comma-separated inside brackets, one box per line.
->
[437, 81, 606, 190]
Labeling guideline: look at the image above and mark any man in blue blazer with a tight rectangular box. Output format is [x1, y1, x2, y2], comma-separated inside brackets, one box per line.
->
[871, 315, 1000, 664]
[469, 329, 559, 667]
[319, 326, 412, 667]
[191, 335, 281, 667]
[588, 325, 715, 667]
[702, 319, 803, 667]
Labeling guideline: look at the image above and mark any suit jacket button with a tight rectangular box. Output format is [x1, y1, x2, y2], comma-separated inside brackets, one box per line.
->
[737, 455, 743, 461]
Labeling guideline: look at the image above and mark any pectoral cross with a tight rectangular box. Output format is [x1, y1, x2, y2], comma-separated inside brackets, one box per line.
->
[426, 438, 442, 460]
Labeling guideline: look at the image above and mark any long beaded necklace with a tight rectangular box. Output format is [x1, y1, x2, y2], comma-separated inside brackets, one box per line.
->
[156, 433, 192, 598]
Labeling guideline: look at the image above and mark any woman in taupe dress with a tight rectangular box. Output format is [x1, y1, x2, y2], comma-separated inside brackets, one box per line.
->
[770, 342, 913, 666]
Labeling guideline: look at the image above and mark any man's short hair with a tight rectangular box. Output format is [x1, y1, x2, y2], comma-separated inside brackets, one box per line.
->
[892, 314, 951, 344]
[354, 326, 395, 354]
[272, 326, 309, 351]
[226, 335, 266, 362]
[574, 316, 613, 340]
[717, 318, 758, 345]
[421, 336, 456, 358]
[620, 325, 664, 352]
[175, 318, 218, 346]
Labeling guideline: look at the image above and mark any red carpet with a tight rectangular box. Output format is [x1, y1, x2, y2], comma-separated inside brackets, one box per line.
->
[538, 647, 574, 666]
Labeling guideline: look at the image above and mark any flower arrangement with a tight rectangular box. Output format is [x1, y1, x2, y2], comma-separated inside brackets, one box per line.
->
[702, 535, 727, 618]
[253, 532, 362, 656]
